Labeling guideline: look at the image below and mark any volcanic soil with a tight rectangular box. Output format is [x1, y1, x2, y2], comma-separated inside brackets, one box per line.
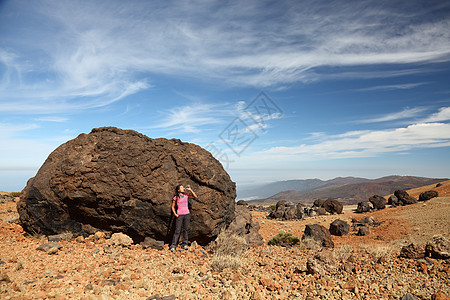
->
[0, 182, 449, 299]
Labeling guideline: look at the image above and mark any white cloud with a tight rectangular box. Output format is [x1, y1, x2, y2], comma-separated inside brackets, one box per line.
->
[35, 116, 68, 122]
[421, 107, 450, 123]
[356, 82, 430, 92]
[357, 107, 427, 123]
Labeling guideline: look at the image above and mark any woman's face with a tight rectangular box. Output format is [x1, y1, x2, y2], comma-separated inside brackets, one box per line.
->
[178, 185, 185, 193]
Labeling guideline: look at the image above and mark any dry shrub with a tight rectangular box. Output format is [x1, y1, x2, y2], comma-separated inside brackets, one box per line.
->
[213, 229, 248, 256]
[333, 245, 353, 261]
[60, 231, 74, 241]
[268, 232, 300, 246]
[210, 229, 248, 272]
[300, 237, 322, 250]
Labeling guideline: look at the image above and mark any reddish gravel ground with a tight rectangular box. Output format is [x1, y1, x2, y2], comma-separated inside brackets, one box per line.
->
[0, 182, 449, 299]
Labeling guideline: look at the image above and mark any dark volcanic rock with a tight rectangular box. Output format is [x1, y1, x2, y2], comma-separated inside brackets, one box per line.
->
[369, 195, 386, 210]
[356, 201, 373, 213]
[17, 127, 236, 245]
[227, 205, 263, 247]
[399, 243, 425, 259]
[394, 190, 417, 205]
[425, 236, 450, 259]
[356, 226, 370, 236]
[140, 237, 164, 250]
[236, 200, 248, 206]
[313, 199, 325, 208]
[388, 195, 399, 207]
[302, 224, 334, 248]
[322, 199, 343, 214]
[329, 219, 350, 236]
[418, 190, 438, 201]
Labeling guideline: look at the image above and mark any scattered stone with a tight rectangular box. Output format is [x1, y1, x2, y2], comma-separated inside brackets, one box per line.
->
[17, 127, 237, 245]
[141, 237, 164, 250]
[302, 224, 334, 248]
[109, 233, 133, 247]
[147, 294, 176, 300]
[47, 246, 59, 255]
[322, 199, 343, 214]
[329, 219, 350, 236]
[394, 190, 417, 205]
[315, 207, 327, 216]
[356, 201, 373, 213]
[94, 231, 106, 240]
[425, 236, 450, 259]
[401, 293, 420, 300]
[356, 226, 370, 236]
[432, 291, 450, 300]
[436, 183, 443, 187]
[0, 261, 5, 265]
[75, 236, 85, 243]
[369, 195, 386, 210]
[399, 243, 425, 259]
[418, 190, 438, 201]
[47, 233, 67, 242]
[36, 242, 62, 252]
[306, 250, 338, 275]
[359, 217, 376, 226]
[236, 200, 248, 206]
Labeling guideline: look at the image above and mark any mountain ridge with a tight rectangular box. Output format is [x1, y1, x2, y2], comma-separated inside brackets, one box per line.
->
[241, 175, 447, 205]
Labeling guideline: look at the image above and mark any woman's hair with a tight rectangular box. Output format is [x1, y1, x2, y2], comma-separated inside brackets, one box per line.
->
[174, 184, 183, 199]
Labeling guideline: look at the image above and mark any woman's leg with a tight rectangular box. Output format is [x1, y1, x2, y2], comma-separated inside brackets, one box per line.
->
[170, 215, 183, 248]
[181, 214, 190, 246]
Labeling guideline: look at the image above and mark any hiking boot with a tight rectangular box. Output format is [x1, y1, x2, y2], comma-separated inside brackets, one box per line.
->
[170, 247, 176, 253]
[182, 245, 188, 250]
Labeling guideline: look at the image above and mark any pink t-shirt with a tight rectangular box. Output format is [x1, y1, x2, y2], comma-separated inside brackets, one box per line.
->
[174, 194, 190, 215]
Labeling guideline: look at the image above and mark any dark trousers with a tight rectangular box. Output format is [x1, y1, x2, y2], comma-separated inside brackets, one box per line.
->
[171, 214, 190, 248]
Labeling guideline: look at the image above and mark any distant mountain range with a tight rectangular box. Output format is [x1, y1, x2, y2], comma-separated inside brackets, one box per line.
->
[238, 176, 447, 205]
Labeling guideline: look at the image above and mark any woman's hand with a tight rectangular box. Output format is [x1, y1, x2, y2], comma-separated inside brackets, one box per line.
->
[174, 213, 179, 218]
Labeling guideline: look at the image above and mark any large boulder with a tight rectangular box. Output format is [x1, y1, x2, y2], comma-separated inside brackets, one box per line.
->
[388, 195, 399, 207]
[329, 219, 350, 236]
[356, 201, 373, 213]
[17, 127, 236, 245]
[302, 224, 334, 248]
[322, 199, 343, 214]
[418, 190, 438, 201]
[369, 195, 386, 210]
[394, 190, 417, 205]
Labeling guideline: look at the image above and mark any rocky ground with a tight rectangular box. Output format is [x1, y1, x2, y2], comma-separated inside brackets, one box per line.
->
[0, 182, 449, 299]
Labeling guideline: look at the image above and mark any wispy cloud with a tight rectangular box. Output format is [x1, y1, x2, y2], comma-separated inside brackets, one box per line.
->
[35, 116, 68, 122]
[421, 106, 450, 123]
[357, 107, 427, 123]
[1, 0, 449, 114]
[356, 82, 430, 92]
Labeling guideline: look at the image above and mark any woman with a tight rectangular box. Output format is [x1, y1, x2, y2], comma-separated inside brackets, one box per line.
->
[170, 184, 197, 252]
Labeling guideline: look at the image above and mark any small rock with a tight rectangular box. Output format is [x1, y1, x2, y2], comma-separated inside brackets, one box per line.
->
[141, 237, 164, 250]
[432, 291, 450, 300]
[0, 273, 11, 283]
[0, 261, 5, 265]
[401, 293, 420, 300]
[47, 247, 59, 255]
[109, 233, 133, 247]
[36, 242, 62, 252]
[75, 236, 85, 243]
[47, 233, 65, 242]
[94, 231, 106, 240]
[356, 226, 370, 236]
[302, 224, 334, 248]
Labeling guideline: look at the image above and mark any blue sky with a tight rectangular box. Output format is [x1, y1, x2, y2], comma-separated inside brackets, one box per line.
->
[1, 0, 450, 192]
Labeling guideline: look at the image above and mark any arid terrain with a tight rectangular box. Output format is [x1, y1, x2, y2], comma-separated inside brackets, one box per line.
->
[0, 181, 449, 299]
